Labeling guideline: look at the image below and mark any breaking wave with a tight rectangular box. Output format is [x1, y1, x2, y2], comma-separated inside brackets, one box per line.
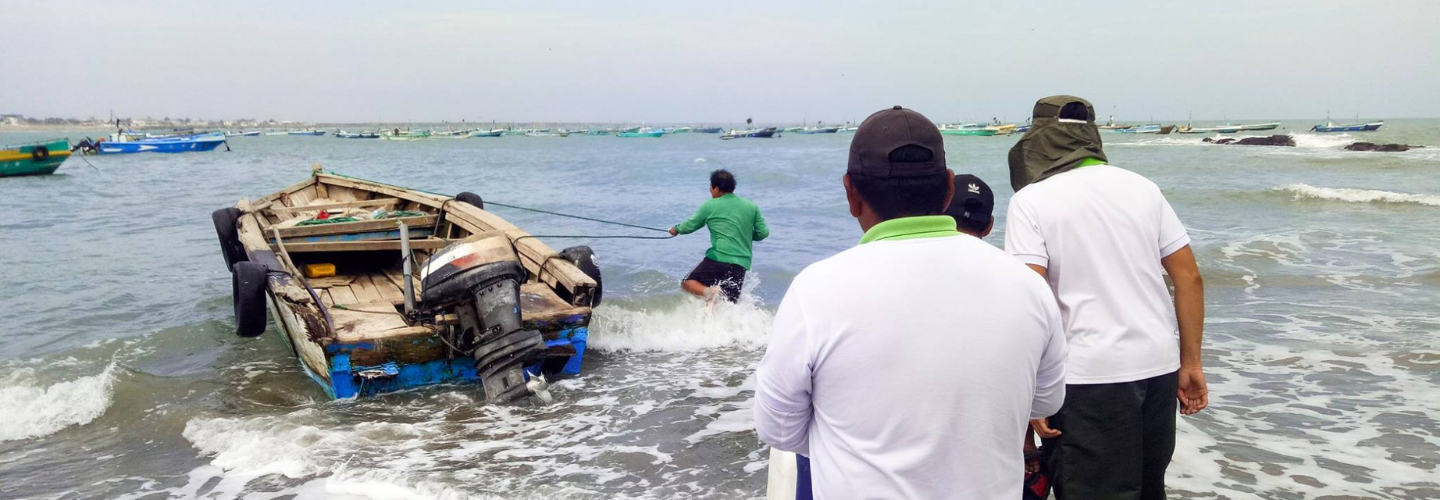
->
[0, 362, 117, 442]
[1274, 184, 1440, 207]
[588, 292, 772, 353]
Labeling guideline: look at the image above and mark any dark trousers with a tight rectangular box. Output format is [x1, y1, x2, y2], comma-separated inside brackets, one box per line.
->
[1043, 371, 1179, 500]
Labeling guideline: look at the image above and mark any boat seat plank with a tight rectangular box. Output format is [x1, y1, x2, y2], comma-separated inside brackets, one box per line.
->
[275, 239, 452, 253]
[367, 271, 407, 305]
[309, 276, 356, 289]
[269, 198, 400, 214]
[274, 215, 438, 239]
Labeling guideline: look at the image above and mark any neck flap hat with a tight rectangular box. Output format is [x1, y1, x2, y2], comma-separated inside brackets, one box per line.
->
[1008, 95, 1108, 192]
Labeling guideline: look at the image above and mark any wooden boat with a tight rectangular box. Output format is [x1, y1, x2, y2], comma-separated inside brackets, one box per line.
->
[1312, 121, 1383, 132]
[469, 129, 504, 138]
[264, 131, 290, 136]
[696, 127, 724, 134]
[225, 130, 263, 137]
[383, 129, 432, 141]
[720, 127, 778, 140]
[938, 125, 997, 137]
[335, 131, 381, 139]
[99, 132, 227, 154]
[617, 128, 664, 138]
[0, 139, 70, 177]
[213, 167, 600, 400]
[289, 129, 328, 136]
[1177, 122, 1280, 134]
[795, 126, 840, 135]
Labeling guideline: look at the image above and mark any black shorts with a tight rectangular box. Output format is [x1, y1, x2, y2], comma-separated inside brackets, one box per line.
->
[1042, 370, 1178, 500]
[684, 257, 746, 302]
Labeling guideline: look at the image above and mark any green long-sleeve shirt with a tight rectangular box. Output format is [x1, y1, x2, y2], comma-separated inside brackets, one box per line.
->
[675, 193, 769, 269]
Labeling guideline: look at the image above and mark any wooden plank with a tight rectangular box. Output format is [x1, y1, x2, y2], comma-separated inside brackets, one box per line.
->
[320, 289, 334, 307]
[308, 276, 355, 289]
[317, 174, 449, 206]
[350, 274, 384, 303]
[257, 176, 320, 206]
[274, 238, 453, 253]
[267, 198, 399, 214]
[329, 285, 359, 305]
[370, 272, 407, 305]
[383, 268, 423, 300]
[273, 215, 437, 239]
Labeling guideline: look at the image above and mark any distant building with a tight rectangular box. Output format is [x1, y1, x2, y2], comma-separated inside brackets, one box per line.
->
[1, 114, 22, 126]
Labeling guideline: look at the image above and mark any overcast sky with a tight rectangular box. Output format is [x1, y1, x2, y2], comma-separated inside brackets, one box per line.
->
[3, 1, 1436, 123]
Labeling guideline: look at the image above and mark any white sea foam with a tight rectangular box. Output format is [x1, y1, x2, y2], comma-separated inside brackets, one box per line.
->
[1290, 132, 1356, 149]
[0, 362, 116, 442]
[1275, 184, 1440, 207]
[588, 296, 772, 352]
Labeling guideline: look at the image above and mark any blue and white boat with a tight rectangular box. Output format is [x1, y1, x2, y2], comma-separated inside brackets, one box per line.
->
[225, 130, 262, 137]
[98, 132, 228, 155]
[1312, 120, 1383, 133]
[335, 131, 381, 139]
[289, 129, 327, 136]
[469, 129, 504, 138]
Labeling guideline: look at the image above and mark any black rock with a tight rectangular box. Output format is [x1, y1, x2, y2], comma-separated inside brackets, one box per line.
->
[1203, 137, 1236, 145]
[1345, 142, 1423, 152]
[1233, 135, 1296, 147]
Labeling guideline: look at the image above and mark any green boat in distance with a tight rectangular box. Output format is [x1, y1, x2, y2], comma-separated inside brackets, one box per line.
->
[938, 127, 998, 137]
[0, 139, 71, 177]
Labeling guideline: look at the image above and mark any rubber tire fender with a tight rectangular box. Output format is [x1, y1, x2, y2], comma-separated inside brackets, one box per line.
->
[212, 207, 247, 270]
[558, 246, 603, 307]
[232, 261, 268, 338]
[31, 145, 49, 161]
[456, 191, 484, 210]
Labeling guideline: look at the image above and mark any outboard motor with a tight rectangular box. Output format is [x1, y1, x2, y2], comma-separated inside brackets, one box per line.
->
[420, 234, 546, 403]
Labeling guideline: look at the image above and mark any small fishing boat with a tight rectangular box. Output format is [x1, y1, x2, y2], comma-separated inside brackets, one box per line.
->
[98, 132, 227, 154]
[226, 130, 263, 137]
[336, 131, 381, 139]
[469, 129, 504, 138]
[781, 126, 804, 133]
[668, 127, 693, 134]
[1115, 124, 1175, 134]
[384, 129, 432, 141]
[938, 124, 998, 137]
[212, 168, 600, 400]
[617, 128, 664, 138]
[0, 139, 70, 177]
[289, 129, 328, 136]
[720, 127, 778, 140]
[1312, 120, 1383, 133]
[795, 126, 840, 134]
[696, 127, 724, 134]
[264, 130, 290, 136]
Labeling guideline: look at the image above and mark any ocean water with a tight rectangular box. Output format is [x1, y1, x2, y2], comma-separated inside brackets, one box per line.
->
[1, 121, 1438, 499]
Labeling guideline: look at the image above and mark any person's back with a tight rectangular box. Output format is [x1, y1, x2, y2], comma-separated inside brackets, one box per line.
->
[755, 106, 1066, 500]
[1007, 164, 1186, 382]
[694, 193, 765, 267]
[780, 233, 1064, 498]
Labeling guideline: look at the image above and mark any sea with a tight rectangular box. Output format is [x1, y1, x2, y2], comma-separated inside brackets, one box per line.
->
[1, 121, 1438, 499]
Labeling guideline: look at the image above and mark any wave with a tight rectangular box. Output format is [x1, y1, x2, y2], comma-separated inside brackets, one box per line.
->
[1273, 184, 1440, 207]
[588, 295, 772, 352]
[0, 362, 117, 442]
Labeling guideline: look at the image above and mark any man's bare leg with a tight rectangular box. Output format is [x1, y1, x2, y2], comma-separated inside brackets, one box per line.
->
[682, 279, 719, 303]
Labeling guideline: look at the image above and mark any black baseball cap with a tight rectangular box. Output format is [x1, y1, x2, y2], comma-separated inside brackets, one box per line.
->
[848, 105, 947, 178]
[946, 174, 995, 230]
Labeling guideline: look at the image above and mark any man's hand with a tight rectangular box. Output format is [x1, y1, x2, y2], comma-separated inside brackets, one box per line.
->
[668, 227, 678, 236]
[1030, 418, 1061, 438]
[1178, 366, 1208, 415]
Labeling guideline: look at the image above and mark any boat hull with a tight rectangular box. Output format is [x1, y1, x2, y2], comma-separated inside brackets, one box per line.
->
[0, 139, 70, 177]
[98, 133, 226, 154]
[1313, 121, 1383, 132]
[617, 131, 664, 138]
[939, 129, 998, 136]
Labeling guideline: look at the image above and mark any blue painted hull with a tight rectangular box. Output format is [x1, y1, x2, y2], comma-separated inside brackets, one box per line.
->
[98, 133, 227, 154]
[315, 331, 588, 399]
[289, 130, 328, 136]
[1312, 122, 1383, 132]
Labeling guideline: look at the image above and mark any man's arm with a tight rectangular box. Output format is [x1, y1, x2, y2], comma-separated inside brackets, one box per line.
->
[752, 208, 770, 242]
[1162, 245, 1207, 415]
[671, 201, 710, 235]
[754, 289, 813, 453]
[1032, 289, 1067, 419]
[1024, 264, 1064, 439]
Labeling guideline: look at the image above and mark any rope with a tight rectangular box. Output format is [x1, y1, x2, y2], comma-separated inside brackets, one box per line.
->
[483, 201, 673, 234]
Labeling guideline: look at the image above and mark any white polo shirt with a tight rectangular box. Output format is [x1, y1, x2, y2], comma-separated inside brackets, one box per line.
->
[1005, 163, 1190, 385]
[754, 216, 1067, 500]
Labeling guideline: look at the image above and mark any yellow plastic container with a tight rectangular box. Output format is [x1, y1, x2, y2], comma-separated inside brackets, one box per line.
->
[304, 263, 336, 278]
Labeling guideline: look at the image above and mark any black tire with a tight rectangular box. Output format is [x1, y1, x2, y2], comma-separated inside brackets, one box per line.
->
[31, 145, 49, 161]
[558, 246, 603, 307]
[456, 191, 484, 210]
[232, 261, 268, 338]
[212, 207, 247, 271]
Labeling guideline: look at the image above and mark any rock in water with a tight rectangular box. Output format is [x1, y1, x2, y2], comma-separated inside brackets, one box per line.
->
[1203, 137, 1237, 145]
[1345, 142, 1423, 152]
[1234, 135, 1296, 147]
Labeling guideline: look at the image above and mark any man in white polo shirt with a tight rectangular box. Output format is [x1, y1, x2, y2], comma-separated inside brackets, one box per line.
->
[1005, 95, 1208, 500]
[754, 105, 1068, 499]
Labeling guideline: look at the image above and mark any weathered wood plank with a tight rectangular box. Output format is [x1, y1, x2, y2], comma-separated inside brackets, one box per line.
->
[273, 215, 437, 239]
[370, 272, 407, 305]
[329, 285, 358, 305]
[275, 239, 452, 253]
[267, 198, 400, 214]
[350, 274, 384, 303]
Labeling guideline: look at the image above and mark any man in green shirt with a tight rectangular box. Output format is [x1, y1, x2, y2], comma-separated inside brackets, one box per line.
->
[668, 169, 770, 302]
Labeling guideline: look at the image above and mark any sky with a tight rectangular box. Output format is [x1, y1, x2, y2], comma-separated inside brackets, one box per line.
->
[2, 1, 1436, 124]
